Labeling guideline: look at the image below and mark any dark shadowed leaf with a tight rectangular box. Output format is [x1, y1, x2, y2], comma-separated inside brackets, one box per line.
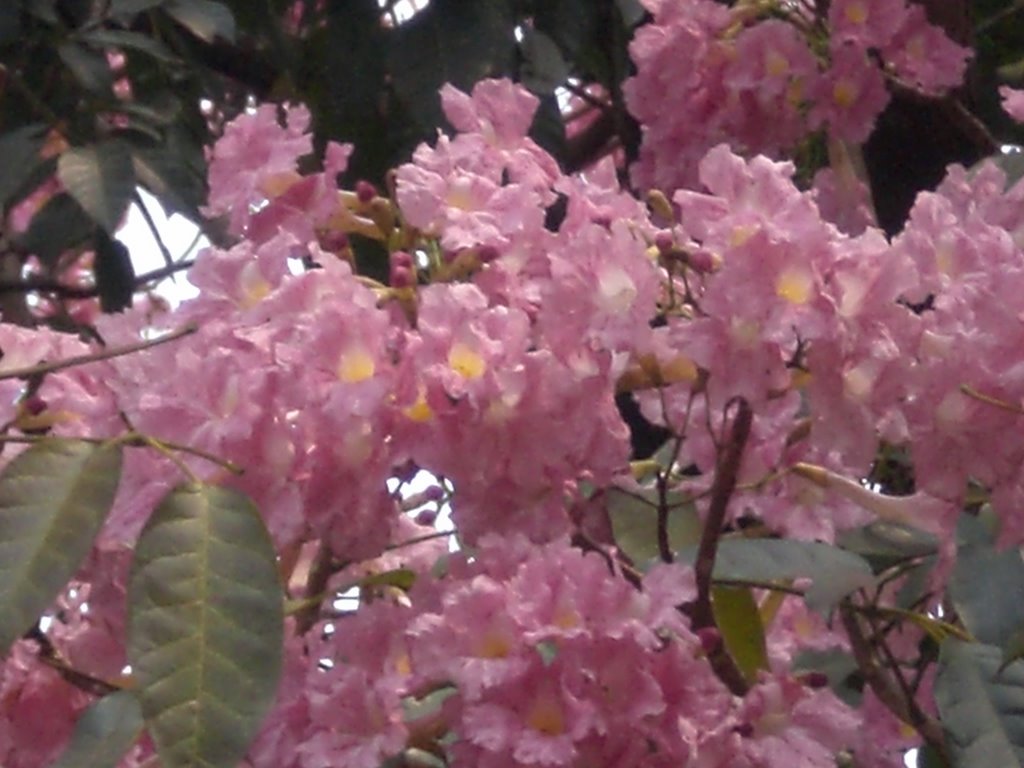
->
[128, 483, 283, 768]
[109, 0, 169, 15]
[95, 228, 135, 312]
[936, 640, 1024, 767]
[0, 439, 122, 654]
[14, 192, 95, 265]
[50, 690, 144, 768]
[58, 141, 136, 233]
[131, 131, 207, 219]
[58, 42, 115, 92]
[0, 4, 20, 47]
[79, 28, 181, 63]
[388, 0, 517, 133]
[164, 0, 235, 42]
[0, 124, 48, 210]
[520, 29, 569, 92]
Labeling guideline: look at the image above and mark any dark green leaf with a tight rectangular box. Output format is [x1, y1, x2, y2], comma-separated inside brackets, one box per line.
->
[533, 0, 598, 60]
[711, 585, 768, 684]
[615, 0, 646, 26]
[0, 4, 22, 47]
[131, 135, 206, 218]
[388, 0, 517, 133]
[606, 486, 701, 566]
[26, 2, 60, 24]
[14, 193, 95, 265]
[78, 28, 181, 63]
[683, 538, 874, 613]
[164, 0, 235, 43]
[58, 41, 115, 92]
[108, 0, 169, 16]
[128, 483, 283, 768]
[58, 141, 136, 232]
[50, 691, 144, 768]
[0, 124, 48, 210]
[95, 229, 135, 312]
[0, 439, 122, 654]
[520, 29, 569, 92]
[935, 640, 1024, 767]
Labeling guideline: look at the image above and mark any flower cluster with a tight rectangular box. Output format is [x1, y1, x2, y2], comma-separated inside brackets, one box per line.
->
[625, 0, 969, 194]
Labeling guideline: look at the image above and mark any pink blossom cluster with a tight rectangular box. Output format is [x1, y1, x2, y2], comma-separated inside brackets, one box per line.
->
[625, 0, 970, 194]
[244, 537, 912, 768]
[0, 48, 1019, 767]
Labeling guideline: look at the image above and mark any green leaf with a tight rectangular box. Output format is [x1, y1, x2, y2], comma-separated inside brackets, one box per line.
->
[131, 136, 206, 218]
[0, 439, 123, 654]
[164, 0, 236, 43]
[0, 124, 48, 210]
[686, 538, 874, 613]
[95, 229, 135, 312]
[361, 568, 417, 591]
[58, 42, 115, 92]
[837, 519, 938, 572]
[935, 640, 1024, 767]
[128, 483, 283, 768]
[50, 690, 144, 768]
[951, 516, 1024, 649]
[1003, 626, 1024, 673]
[109, 0, 169, 16]
[79, 28, 181, 64]
[58, 141, 136, 233]
[711, 585, 768, 684]
[606, 486, 701, 566]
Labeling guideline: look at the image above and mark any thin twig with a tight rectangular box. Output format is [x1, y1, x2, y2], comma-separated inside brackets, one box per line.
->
[688, 396, 753, 696]
[0, 259, 195, 298]
[0, 323, 196, 381]
[840, 600, 950, 762]
[132, 190, 176, 269]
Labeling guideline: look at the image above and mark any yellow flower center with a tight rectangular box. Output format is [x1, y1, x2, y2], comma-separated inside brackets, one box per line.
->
[338, 347, 376, 383]
[449, 342, 486, 379]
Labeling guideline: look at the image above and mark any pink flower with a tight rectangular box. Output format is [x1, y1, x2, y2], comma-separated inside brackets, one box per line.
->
[809, 43, 889, 143]
[204, 103, 314, 235]
[883, 6, 970, 93]
[1000, 85, 1024, 123]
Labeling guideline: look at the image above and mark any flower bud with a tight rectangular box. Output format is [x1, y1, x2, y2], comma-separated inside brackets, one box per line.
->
[355, 179, 378, 204]
[696, 626, 722, 654]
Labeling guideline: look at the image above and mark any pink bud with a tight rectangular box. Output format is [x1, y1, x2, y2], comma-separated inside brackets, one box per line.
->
[477, 245, 500, 263]
[355, 180, 377, 204]
[800, 671, 830, 689]
[696, 626, 721, 654]
[415, 509, 438, 527]
[24, 395, 46, 416]
[319, 230, 350, 252]
[655, 230, 674, 253]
